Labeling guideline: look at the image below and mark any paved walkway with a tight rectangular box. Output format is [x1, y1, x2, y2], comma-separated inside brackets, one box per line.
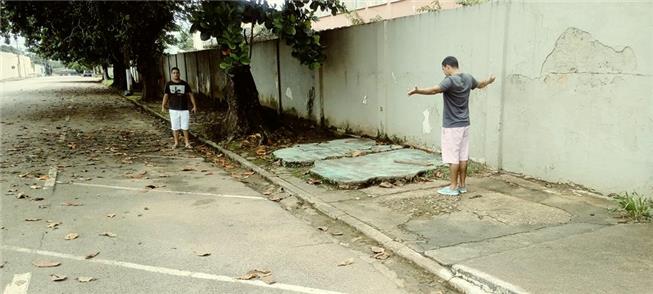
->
[130, 80, 651, 294]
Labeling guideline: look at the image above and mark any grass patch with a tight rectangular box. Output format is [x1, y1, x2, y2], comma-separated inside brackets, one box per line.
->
[613, 192, 652, 222]
[101, 79, 113, 87]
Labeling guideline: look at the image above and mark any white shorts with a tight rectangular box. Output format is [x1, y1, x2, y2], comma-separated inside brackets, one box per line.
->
[441, 126, 470, 164]
[169, 109, 189, 131]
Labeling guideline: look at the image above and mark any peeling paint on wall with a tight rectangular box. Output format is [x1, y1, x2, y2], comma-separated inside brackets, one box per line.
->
[362, 95, 368, 104]
[541, 27, 637, 75]
[285, 87, 294, 100]
[422, 109, 432, 134]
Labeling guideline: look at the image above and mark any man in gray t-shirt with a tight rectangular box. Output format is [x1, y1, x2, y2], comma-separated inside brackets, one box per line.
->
[408, 56, 496, 196]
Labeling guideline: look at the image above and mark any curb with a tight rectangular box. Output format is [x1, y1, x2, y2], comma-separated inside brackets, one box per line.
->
[121, 96, 519, 294]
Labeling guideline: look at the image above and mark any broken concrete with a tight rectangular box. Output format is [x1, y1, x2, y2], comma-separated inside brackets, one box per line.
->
[310, 149, 442, 186]
[272, 138, 402, 166]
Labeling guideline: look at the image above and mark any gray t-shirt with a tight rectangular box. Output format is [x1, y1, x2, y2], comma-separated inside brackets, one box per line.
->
[439, 73, 478, 128]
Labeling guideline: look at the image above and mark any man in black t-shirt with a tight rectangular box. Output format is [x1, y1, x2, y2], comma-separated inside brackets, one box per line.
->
[162, 67, 197, 149]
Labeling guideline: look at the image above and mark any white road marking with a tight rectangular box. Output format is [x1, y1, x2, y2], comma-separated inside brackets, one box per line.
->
[43, 166, 57, 189]
[3, 272, 31, 294]
[71, 182, 265, 200]
[2, 246, 346, 294]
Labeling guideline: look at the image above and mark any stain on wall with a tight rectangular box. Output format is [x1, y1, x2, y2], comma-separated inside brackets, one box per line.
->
[541, 27, 637, 75]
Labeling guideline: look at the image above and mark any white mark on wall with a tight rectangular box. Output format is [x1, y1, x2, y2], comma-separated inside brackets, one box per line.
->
[285, 87, 293, 100]
[391, 72, 397, 83]
[362, 95, 368, 104]
[422, 109, 432, 134]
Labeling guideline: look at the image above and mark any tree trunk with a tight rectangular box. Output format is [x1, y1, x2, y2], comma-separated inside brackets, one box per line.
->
[138, 56, 162, 102]
[112, 59, 126, 90]
[102, 63, 110, 80]
[220, 65, 264, 139]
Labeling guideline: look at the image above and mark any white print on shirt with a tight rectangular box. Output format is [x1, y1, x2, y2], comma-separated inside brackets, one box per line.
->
[169, 84, 186, 94]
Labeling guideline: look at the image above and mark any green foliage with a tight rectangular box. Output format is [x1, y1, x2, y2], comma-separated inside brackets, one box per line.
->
[1, 1, 179, 70]
[0, 44, 22, 54]
[189, 0, 346, 73]
[614, 192, 651, 222]
[417, 0, 441, 13]
[457, 0, 486, 6]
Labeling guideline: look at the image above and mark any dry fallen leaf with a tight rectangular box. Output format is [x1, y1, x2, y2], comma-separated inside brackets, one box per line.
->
[371, 246, 385, 254]
[338, 258, 355, 267]
[106, 213, 116, 218]
[374, 252, 391, 260]
[99, 232, 116, 238]
[39, 175, 50, 181]
[32, 197, 45, 201]
[47, 222, 62, 229]
[261, 275, 276, 285]
[379, 182, 394, 188]
[77, 276, 96, 283]
[181, 167, 195, 171]
[16, 193, 28, 199]
[85, 251, 100, 259]
[25, 218, 42, 222]
[307, 178, 322, 185]
[50, 274, 67, 282]
[194, 251, 211, 257]
[62, 201, 82, 206]
[33, 260, 61, 268]
[145, 185, 157, 189]
[30, 185, 42, 189]
[351, 150, 363, 157]
[331, 232, 344, 236]
[65, 233, 79, 240]
[238, 272, 258, 280]
[317, 226, 328, 232]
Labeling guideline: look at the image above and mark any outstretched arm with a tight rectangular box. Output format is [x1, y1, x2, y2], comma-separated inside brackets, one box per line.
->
[408, 85, 443, 96]
[476, 75, 496, 89]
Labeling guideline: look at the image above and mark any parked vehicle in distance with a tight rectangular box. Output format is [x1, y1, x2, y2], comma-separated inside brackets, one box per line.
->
[82, 70, 93, 77]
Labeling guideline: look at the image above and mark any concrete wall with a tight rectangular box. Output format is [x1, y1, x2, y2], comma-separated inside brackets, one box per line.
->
[165, 0, 653, 197]
[0, 52, 40, 80]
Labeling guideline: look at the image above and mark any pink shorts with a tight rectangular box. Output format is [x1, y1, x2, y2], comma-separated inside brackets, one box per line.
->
[441, 126, 470, 164]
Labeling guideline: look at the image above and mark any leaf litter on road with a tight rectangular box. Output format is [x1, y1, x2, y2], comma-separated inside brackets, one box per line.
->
[62, 201, 82, 206]
[99, 232, 116, 238]
[238, 269, 275, 284]
[65, 233, 79, 240]
[25, 218, 42, 222]
[33, 260, 61, 268]
[77, 276, 96, 283]
[50, 274, 67, 282]
[106, 213, 116, 218]
[338, 258, 355, 267]
[85, 251, 100, 259]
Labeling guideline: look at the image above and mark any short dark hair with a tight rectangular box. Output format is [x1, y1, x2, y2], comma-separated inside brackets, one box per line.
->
[441, 56, 459, 68]
[170, 67, 180, 73]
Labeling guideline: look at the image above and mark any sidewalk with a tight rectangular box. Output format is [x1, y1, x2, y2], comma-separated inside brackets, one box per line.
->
[129, 98, 653, 294]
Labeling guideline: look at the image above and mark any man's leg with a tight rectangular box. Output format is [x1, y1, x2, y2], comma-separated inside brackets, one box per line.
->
[458, 160, 467, 188]
[182, 130, 191, 148]
[172, 130, 180, 148]
[449, 163, 460, 189]
[180, 110, 191, 148]
[458, 126, 470, 192]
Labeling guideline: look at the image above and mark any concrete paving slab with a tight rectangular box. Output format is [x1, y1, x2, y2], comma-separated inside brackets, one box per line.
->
[458, 224, 653, 294]
[425, 223, 606, 265]
[310, 149, 442, 186]
[272, 138, 402, 166]
[403, 192, 572, 250]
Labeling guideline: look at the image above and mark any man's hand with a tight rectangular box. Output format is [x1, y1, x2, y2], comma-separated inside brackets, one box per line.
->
[407, 86, 418, 96]
[161, 106, 166, 113]
[477, 75, 497, 89]
[191, 106, 197, 114]
[488, 75, 496, 84]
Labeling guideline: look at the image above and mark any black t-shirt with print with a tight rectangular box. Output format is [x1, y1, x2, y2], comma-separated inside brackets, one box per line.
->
[164, 80, 192, 110]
